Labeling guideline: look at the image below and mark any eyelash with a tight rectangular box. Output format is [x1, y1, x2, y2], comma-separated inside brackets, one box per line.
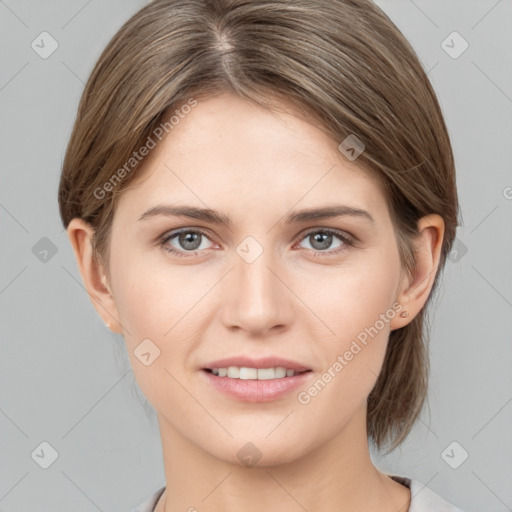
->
[158, 227, 356, 258]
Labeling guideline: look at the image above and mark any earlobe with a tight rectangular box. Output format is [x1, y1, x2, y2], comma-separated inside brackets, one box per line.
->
[66, 218, 122, 334]
[390, 214, 445, 330]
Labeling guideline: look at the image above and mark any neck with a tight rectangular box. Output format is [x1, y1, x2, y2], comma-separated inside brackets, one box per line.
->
[154, 407, 410, 512]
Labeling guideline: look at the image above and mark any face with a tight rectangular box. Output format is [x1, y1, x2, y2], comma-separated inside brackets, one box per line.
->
[100, 92, 410, 465]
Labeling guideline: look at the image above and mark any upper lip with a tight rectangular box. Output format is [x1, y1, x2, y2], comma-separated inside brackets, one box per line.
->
[202, 356, 311, 372]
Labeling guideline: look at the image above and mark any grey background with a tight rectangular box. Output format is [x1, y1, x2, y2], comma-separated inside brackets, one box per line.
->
[1, 0, 511, 511]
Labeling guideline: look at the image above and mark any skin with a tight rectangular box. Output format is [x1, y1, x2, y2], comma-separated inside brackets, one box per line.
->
[68, 91, 444, 512]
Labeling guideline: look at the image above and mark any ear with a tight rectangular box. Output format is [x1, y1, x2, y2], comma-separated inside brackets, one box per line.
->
[66, 218, 123, 334]
[390, 213, 445, 330]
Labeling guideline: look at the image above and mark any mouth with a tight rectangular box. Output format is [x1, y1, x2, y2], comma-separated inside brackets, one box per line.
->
[202, 367, 313, 380]
[200, 366, 314, 402]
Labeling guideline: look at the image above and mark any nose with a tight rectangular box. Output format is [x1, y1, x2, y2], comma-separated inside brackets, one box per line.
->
[220, 245, 294, 336]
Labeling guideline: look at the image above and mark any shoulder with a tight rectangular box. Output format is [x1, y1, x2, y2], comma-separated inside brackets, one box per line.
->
[131, 486, 165, 512]
[391, 475, 465, 512]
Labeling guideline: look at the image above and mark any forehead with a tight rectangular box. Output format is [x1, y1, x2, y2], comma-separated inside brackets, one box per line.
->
[118, 92, 389, 222]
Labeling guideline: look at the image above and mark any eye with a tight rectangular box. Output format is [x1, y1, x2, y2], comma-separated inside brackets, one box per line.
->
[158, 227, 355, 258]
[296, 228, 354, 256]
[159, 228, 214, 257]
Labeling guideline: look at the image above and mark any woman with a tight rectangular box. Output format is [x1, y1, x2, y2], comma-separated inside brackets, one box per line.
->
[58, 0, 464, 510]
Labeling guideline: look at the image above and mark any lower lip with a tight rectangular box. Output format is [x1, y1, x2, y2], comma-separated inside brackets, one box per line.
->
[200, 369, 313, 402]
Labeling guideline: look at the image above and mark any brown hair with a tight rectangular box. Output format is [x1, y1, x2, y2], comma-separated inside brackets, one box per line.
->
[58, 0, 461, 452]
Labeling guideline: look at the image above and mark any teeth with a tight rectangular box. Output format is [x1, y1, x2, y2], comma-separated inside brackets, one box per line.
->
[210, 366, 304, 379]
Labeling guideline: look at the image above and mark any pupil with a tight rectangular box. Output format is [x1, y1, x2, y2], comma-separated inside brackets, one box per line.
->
[312, 232, 331, 250]
[181, 232, 200, 250]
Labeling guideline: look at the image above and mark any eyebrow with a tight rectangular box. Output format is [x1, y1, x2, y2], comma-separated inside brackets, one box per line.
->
[137, 204, 375, 226]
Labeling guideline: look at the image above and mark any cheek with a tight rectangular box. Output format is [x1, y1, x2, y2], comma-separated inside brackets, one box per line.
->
[297, 320, 392, 429]
[110, 255, 210, 396]
[295, 252, 400, 405]
[296, 253, 400, 341]
[112, 253, 201, 340]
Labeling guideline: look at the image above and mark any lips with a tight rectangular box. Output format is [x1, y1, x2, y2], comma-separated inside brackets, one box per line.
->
[202, 355, 311, 373]
[200, 364, 313, 402]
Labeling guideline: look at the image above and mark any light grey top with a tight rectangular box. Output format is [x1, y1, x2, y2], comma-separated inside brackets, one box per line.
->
[131, 475, 465, 511]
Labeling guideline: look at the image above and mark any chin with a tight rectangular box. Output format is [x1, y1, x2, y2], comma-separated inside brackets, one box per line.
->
[204, 433, 308, 469]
